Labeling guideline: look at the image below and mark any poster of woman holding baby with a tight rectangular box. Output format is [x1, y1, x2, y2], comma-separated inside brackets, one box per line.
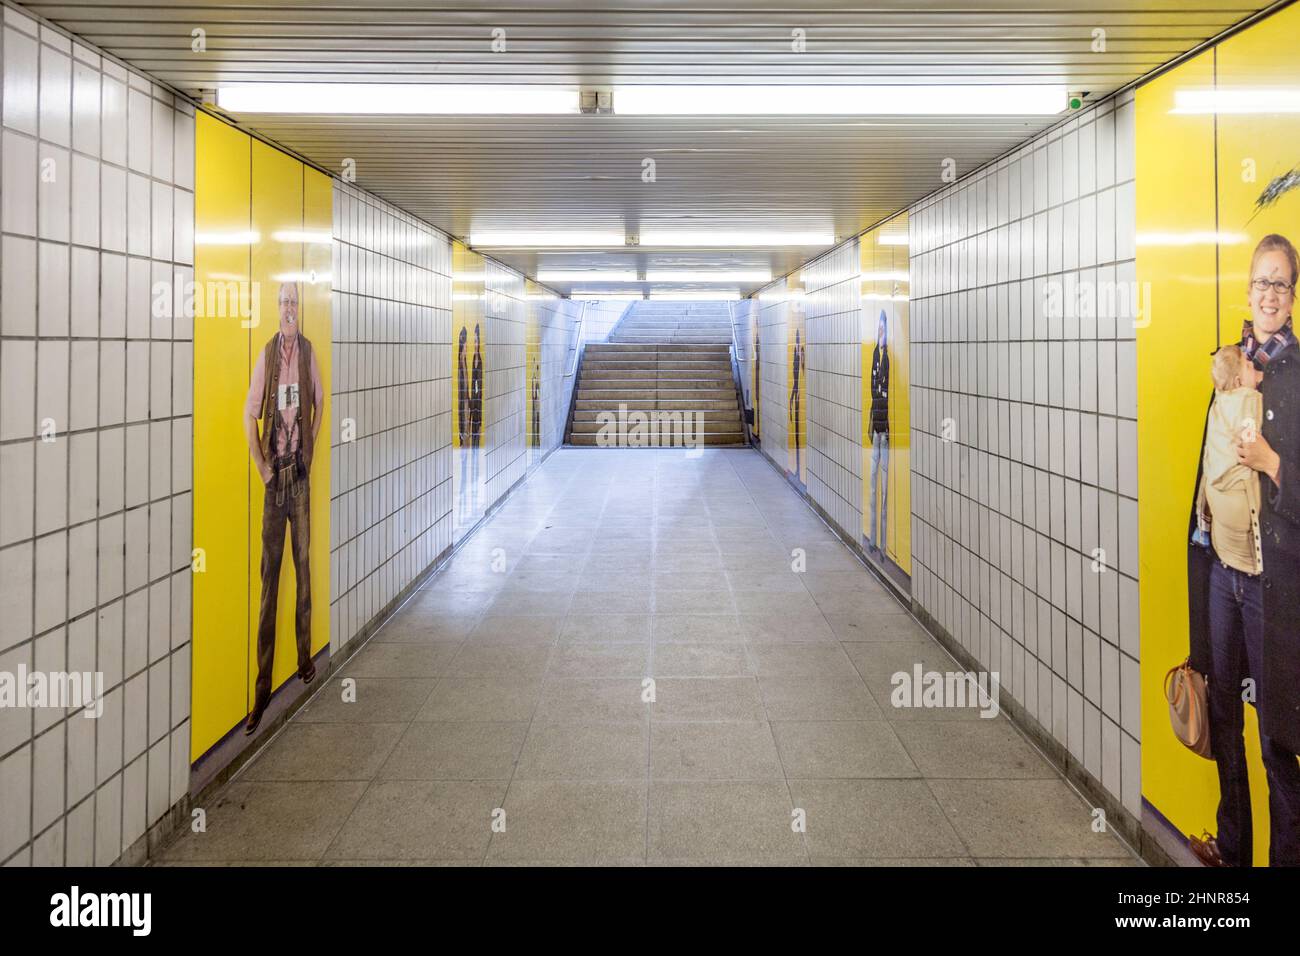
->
[1185, 233, 1300, 867]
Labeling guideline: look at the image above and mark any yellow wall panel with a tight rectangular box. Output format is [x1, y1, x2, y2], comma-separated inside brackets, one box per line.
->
[191, 113, 252, 760]
[192, 118, 332, 766]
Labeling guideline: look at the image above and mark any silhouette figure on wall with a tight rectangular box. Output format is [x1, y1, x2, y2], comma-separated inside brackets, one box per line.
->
[789, 329, 804, 480]
[530, 352, 541, 447]
[469, 322, 484, 505]
[456, 326, 470, 517]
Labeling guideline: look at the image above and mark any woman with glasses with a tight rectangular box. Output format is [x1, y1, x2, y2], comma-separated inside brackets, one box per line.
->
[1187, 233, 1300, 867]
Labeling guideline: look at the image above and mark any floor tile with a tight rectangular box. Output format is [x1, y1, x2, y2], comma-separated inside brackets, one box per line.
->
[927, 779, 1134, 858]
[514, 721, 648, 780]
[487, 781, 647, 862]
[324, 780, 507, 861]
[771, 721, 918, 779]
[243, 723, 406, 782]
[787, 779, 966, 859]
[647, 782, 803, 863]
[650, 722, 783, 780]
[378, 721, 528, 780]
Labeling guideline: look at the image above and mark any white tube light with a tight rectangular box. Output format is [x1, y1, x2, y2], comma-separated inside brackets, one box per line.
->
[571, 291, 644, 300]
[649, 291, 741, 301]
[646, 270, 772, 282]
[537, 270, 639, 282]
[639, 230, 832, 247]
[471, 231, 626, 248]
[1170, 89, 1300, 115]
[218, 84, 580, 115]
[614, 84, 1067, 116]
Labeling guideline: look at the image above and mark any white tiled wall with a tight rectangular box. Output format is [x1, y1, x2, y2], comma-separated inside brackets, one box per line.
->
[754, 286, 789, 461]
[800, 244, 863, 539]
[527, 292, 584, 458]
[0, 5, 195, 865]
[751, 244, 863, 542]
[908, 93, 1141, 814]
[481, 260, 528, 509]
[329, 183, 452, 652]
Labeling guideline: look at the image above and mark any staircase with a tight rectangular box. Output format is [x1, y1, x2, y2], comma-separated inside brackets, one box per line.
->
[566, 301, 747, 447]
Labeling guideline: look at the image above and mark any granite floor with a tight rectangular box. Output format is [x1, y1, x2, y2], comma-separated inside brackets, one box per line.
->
[158, 448, 1140, 866]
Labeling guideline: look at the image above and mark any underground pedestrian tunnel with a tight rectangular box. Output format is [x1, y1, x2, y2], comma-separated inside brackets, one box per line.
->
[1, 0, 1298, 889]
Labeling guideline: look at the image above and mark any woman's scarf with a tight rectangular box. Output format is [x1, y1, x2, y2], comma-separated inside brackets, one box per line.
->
[1242, 318, 1299, 369]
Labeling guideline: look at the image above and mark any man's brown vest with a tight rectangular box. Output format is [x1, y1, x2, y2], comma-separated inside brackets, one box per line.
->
[258, 332, 316, 467]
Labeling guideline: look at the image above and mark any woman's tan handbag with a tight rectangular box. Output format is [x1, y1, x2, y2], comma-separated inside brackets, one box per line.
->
[1165, 660, 1213, 759]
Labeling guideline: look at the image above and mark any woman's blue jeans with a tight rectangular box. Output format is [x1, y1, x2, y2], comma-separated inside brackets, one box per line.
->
[1207, 560, 1300, 866]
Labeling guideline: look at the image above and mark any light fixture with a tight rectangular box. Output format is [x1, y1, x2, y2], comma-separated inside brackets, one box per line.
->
[638, 230, 833, 247]
[537, 270, 639, 282]
[875, 235, 909, 246]
[649, 291, 741, 301]
[217, 84, 580, 115]
[614, 84, 1067, 116]
[470, 231, 626, 248]
[646, 270, 772, 282]
[1169, 89, 1300, 115]
[571, 291, 645, 300]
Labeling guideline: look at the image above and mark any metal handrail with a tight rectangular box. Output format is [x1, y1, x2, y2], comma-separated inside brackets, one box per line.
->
[727, 300, 754, 447]
[564, 300, 589, 379]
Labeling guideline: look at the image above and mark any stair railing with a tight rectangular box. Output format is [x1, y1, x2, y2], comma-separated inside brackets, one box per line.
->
[727, 300, 754, 447]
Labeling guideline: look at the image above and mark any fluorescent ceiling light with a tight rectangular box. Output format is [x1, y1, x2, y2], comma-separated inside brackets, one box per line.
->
[537, 270, 639, 282]
[614, 84, 1066, 116]
[875, 235, 909, 246]
[639, 230, 832, 247]
[471, 231, 625, 248]
[572, 291, 644, 300]
[646, 270, 772, 282]
[649, 291, 741, 301]
[1170, 89, 1300, 114]
[218, 84, 579, 115]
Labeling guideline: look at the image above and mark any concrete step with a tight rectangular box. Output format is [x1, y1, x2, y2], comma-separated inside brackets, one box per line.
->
[567, 432, 746, 447]
[575, 397, 738, 411]
[570, 419, 744, 435]
[572, 407, 741, 421]
[580, 369, 733, 381]
[586, 343, 729, 354]
[577, 388, 736, 401]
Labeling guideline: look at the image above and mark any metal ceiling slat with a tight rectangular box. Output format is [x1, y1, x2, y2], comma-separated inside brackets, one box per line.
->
[19, 0, 1272, 293]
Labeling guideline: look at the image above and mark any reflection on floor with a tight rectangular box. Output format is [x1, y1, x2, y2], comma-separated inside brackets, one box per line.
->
[159, 448, 1139, 866]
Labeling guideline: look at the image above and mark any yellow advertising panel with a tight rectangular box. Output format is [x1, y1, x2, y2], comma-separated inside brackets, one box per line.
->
[860, 215, 912, 578]
[453, 241, 487, 538]
[192, 113, 332, 764]
[1138, 4, 1300, 866]
[192, 114, 251, 758]
[786, 273, 807, 487]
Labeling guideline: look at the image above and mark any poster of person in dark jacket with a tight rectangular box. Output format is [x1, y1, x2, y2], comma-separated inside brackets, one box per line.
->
[1138, 18, 1300, 867]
